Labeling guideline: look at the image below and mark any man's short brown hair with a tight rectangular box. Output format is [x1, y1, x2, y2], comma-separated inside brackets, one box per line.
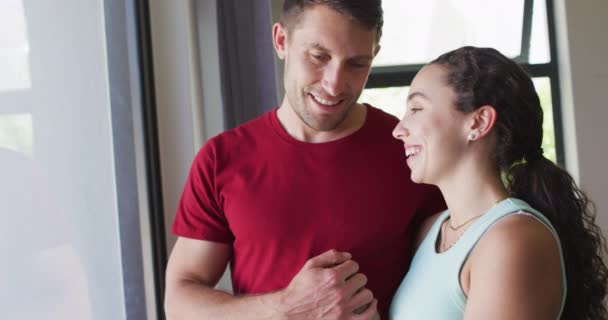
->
[280, 0, 383, 42]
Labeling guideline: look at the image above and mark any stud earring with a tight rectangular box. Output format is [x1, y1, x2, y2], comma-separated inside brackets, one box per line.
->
[468, 133, 477, 141]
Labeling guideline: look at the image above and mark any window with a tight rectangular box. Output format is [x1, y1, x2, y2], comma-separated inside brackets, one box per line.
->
[0, 0, 31, 93]
[0, 0, 33, 157]
[0, 1, 154, 319]
[361, 0, 563, 164]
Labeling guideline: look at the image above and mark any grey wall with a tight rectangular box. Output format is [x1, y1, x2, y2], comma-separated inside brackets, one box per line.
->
[556, 0, 608, 230]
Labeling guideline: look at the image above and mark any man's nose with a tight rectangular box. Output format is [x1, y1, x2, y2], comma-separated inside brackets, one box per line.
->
[321, 63, 346, 97]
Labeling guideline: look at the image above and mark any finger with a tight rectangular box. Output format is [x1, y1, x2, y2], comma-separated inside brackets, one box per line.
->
[304, 249, 351, 269]
[350, 288, 374, 314]
[343, 273, 368, 296]
[332, 259, 359, 280]
[353, 298, 378, 320]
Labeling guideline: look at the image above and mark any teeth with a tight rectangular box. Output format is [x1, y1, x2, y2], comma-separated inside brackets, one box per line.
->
[312, 94, 339, 106]
[405, 146, 421, 157]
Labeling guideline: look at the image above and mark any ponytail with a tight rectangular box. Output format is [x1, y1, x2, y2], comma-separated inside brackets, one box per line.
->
[507, 155, 608, 320]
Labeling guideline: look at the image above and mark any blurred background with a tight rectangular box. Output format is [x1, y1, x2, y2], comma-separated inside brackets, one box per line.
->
[0, 0, 605, 319]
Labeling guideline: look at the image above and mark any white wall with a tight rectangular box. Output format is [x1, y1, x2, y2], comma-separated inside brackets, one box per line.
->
[149, 0, 200, 252]
[555, 0, 608, 230]
[149, 0, 232, 291]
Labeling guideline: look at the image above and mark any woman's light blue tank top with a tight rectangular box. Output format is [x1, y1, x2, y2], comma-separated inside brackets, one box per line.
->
[389, 198, 567, 319]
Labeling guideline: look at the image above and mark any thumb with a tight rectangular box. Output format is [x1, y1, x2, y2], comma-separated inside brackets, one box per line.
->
[304, 249, 352, 269]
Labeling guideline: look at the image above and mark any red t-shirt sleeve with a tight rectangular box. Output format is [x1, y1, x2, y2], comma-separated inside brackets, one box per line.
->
[172, 141, 235, 243]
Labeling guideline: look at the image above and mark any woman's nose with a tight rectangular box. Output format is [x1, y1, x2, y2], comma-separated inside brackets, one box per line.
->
[392, 120, 410, 140]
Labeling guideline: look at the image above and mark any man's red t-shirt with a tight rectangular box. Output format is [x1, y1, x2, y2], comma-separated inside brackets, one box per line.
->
[172, 106, 445, 317]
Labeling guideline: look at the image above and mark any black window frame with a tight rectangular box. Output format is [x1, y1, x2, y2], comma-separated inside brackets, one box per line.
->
[366, 0, 564, 166]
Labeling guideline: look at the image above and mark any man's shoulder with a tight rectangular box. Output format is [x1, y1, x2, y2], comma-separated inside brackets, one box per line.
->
[195, 111, 275, 164]
[365, 104, 400, 125]
[208, 111, 273, 145]
[362, 104, 401, 138]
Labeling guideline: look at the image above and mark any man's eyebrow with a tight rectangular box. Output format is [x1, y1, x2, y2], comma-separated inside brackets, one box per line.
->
[310, 42, 329, 51]
[350, 55, 374, 62]
[407, 91, 430, 102]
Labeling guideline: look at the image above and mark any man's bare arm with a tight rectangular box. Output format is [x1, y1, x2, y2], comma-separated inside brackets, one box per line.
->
[165, 237, 282, 319]
[164, 238, 378, 320]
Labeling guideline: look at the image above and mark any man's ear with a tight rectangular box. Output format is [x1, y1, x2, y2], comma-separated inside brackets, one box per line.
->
[467, 105, 498, 140]
[273, 22, 288, 60]
[373, 44, 381, 57]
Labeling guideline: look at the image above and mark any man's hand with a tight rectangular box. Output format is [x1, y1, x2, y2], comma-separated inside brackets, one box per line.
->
[277, 250, 378, 320]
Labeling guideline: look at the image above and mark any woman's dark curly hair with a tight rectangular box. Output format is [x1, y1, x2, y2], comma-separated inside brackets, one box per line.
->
[431, 46, 608, 320]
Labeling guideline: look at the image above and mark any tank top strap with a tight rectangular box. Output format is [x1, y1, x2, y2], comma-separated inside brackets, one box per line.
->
[452, 198, 560, 256]
[417, 209, 450, 253]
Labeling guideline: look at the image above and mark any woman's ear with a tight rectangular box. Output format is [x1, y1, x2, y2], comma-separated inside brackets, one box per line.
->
[466, 105, 498, 141]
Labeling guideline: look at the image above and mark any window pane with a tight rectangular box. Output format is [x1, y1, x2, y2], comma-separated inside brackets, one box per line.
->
[361, 77, 557, 163]
[0, 0, 31, 92]
[529, 0, 551, 64]
[360, 86, 409, 119]
[0, 113, 33, 157]
[533, 77, 557, 163]
[375, 0, 527, 66]
[0, 1, 128, 319]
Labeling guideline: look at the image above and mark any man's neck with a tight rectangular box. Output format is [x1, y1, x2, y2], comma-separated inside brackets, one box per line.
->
[276, 102, 367, 143]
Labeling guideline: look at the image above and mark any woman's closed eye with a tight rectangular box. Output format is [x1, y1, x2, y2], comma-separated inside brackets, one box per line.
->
[408, 107, 423, 114]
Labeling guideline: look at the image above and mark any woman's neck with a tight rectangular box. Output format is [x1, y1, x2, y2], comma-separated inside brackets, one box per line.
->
[437, 158, 509, 227]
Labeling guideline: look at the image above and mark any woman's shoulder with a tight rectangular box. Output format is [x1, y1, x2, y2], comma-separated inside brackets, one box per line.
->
[477, 211, 559, 254]
[468, 213, 562, 284]
[465, 212, 564, 316]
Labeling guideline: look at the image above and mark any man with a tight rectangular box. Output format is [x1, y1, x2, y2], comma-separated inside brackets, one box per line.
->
[165, 1, 445, 319]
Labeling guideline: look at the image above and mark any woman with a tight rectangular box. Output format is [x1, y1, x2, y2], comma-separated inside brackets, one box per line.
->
[389, 46, 607, 319]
